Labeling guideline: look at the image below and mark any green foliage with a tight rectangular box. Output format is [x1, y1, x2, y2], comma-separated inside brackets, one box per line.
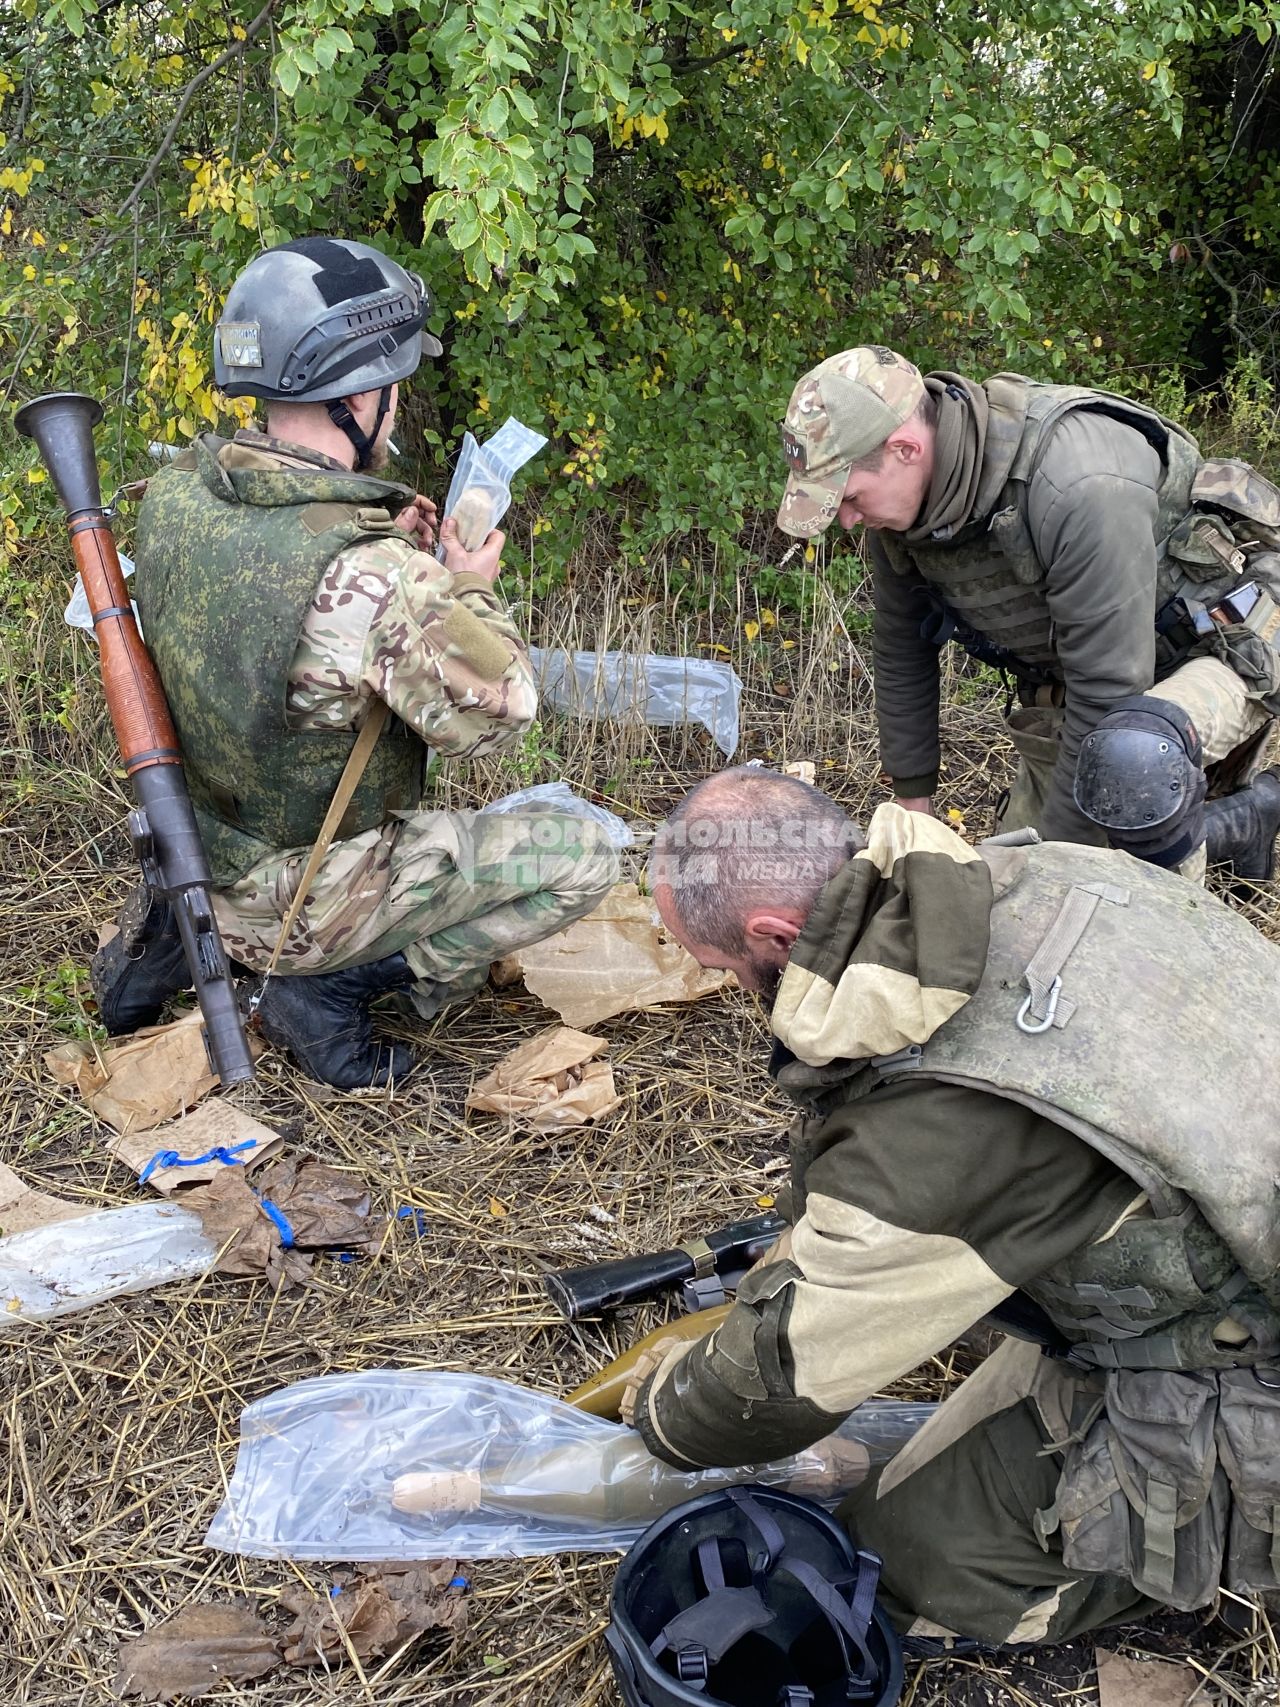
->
[3, 0, 1280, 583]
[16, 959, 101, 1039]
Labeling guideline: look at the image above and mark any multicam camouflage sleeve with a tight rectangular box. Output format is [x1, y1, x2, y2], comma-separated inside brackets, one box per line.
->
[287, 535, 538, 756]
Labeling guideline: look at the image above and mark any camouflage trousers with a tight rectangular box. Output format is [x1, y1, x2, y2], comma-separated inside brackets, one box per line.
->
[840, 1339, 1163, 1645]
[998, 655, 1275, 882]
[212, 809, 620, 1017]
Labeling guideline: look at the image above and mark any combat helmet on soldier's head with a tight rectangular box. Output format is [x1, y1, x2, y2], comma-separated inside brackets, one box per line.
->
[213, 236, 442, 404]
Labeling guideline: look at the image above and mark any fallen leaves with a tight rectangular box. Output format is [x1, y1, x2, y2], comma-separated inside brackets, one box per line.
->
[114, 1567, 468, 1699]
[114, 1602, 280, 1700]
[282, 1561, 467, 1665]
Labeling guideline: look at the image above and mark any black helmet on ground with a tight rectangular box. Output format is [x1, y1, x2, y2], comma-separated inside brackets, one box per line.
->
[606, 1485, 904, 1707]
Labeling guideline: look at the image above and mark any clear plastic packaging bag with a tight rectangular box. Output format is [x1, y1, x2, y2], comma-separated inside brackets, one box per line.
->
[0, 1202, 214, 1328]
[479, 780, 636, 849]
[527, 648, 743, 758]
[64, 551, 141, 639]
[204, 1369, 933, 1560]
[444, 418, 548, 549]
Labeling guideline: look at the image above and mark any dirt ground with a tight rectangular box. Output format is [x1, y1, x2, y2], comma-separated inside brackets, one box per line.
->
[1, 541, 1277, 1706]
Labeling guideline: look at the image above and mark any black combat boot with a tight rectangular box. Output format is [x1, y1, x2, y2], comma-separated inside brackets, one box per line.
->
[249, 952, 416, 1089]
[91, 885, 193, 1034]
[1204, 767, 1280, 881]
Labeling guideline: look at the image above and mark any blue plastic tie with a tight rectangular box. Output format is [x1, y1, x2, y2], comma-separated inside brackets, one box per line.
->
[329, 1585, 343, 1599]
[256, 1195, 295, 1249]
[396, 1205, 430, 1236]
[332, 1251, 358, 1265]
[138, 1138, 258, 1185]
[449, 1574, 469, 1591]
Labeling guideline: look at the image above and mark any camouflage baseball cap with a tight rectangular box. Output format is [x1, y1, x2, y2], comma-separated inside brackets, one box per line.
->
[776, 346, 925, 537]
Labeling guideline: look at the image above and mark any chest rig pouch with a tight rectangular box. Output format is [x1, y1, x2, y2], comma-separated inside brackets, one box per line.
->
[1043, 1366, 1280, 1610]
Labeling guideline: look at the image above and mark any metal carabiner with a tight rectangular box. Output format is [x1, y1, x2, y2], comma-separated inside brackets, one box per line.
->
[1016, 975, 1062, 1035]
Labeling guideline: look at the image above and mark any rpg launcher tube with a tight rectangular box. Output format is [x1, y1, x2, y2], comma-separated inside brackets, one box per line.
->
[14, 392, 255, 1087]
[544, 1211, 787, 1320]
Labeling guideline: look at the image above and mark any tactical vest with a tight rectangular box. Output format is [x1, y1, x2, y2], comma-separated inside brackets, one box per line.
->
[134, 436, 429, 886]
[876, 376, 1280, 700]
[858, 837, 1280, 1373]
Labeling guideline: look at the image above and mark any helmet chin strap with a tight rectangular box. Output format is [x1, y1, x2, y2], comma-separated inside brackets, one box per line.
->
[326, 383, 393, 471]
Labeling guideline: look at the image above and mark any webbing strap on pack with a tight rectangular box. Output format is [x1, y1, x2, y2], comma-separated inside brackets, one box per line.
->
[1016, 885, 1100, 1033]
[1140, 1478, 1179, 1598]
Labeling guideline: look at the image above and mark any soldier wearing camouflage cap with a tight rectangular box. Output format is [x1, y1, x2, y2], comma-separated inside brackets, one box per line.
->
[777, 346, 1280, 884]
[91, 237, 617, 1088]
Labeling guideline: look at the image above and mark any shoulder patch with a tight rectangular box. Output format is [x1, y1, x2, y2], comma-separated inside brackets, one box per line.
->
[300, 501, 361, 537]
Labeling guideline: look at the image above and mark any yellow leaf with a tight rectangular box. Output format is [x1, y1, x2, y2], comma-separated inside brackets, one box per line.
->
[760, 608, 777, 628]
[29, 229, 45, 247]
[27, 468, 46, 483]
[946, 807, 966, 824]
[780, 638, 797, 650]
[756, 1194, 776, 1209]
[743, 619, 760, 642]
[804, 544, 816, 563]
[1141, 61, 1157, 80]
[489, 1197, 509, 1218]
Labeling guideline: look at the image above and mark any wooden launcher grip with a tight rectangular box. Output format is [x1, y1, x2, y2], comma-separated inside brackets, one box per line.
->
[68, 515, 181, 774]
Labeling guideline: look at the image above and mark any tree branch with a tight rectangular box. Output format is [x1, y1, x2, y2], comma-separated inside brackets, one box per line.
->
[83, 0, 277, 264]
[669, 39, 754, 77]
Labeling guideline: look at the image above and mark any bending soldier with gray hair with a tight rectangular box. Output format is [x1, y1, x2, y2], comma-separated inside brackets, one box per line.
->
[92, 237, 617, 1087]
[776, 346, 1280, 883]
[627, 765, 1280, 1645]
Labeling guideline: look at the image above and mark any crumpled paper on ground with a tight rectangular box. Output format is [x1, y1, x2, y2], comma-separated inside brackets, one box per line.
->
[1095, 1649, 1200, 1707]
[0, 1162, 93, 1237]
[114, 1602, 280, 1700]
[183, 1155, 380, 1291]
[466, 1026, 621, 1130]
[281, 1561, 467, 1665]
[108, 1102, 284, 1194]
[44, 1009, 264, 1134]
[496, 883, 732, 1028]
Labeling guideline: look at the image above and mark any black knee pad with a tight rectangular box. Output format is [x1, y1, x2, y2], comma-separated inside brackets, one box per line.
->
[1074, 696, 1207, 866]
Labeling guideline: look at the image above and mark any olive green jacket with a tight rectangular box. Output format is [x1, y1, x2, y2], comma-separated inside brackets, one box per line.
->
[635, 807, 1280, 1473]
[872, 382, 1183, 842]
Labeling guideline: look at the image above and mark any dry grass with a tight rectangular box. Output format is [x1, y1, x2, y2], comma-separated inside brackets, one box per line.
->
[1, 523, 1278, 1705]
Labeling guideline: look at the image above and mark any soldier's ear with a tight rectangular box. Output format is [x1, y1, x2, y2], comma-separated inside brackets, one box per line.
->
[743, 908, 805, 957]
[888, 426, 928, 465]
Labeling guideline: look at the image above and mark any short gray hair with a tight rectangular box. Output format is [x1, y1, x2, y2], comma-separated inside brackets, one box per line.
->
[652, 767, 863, 954]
